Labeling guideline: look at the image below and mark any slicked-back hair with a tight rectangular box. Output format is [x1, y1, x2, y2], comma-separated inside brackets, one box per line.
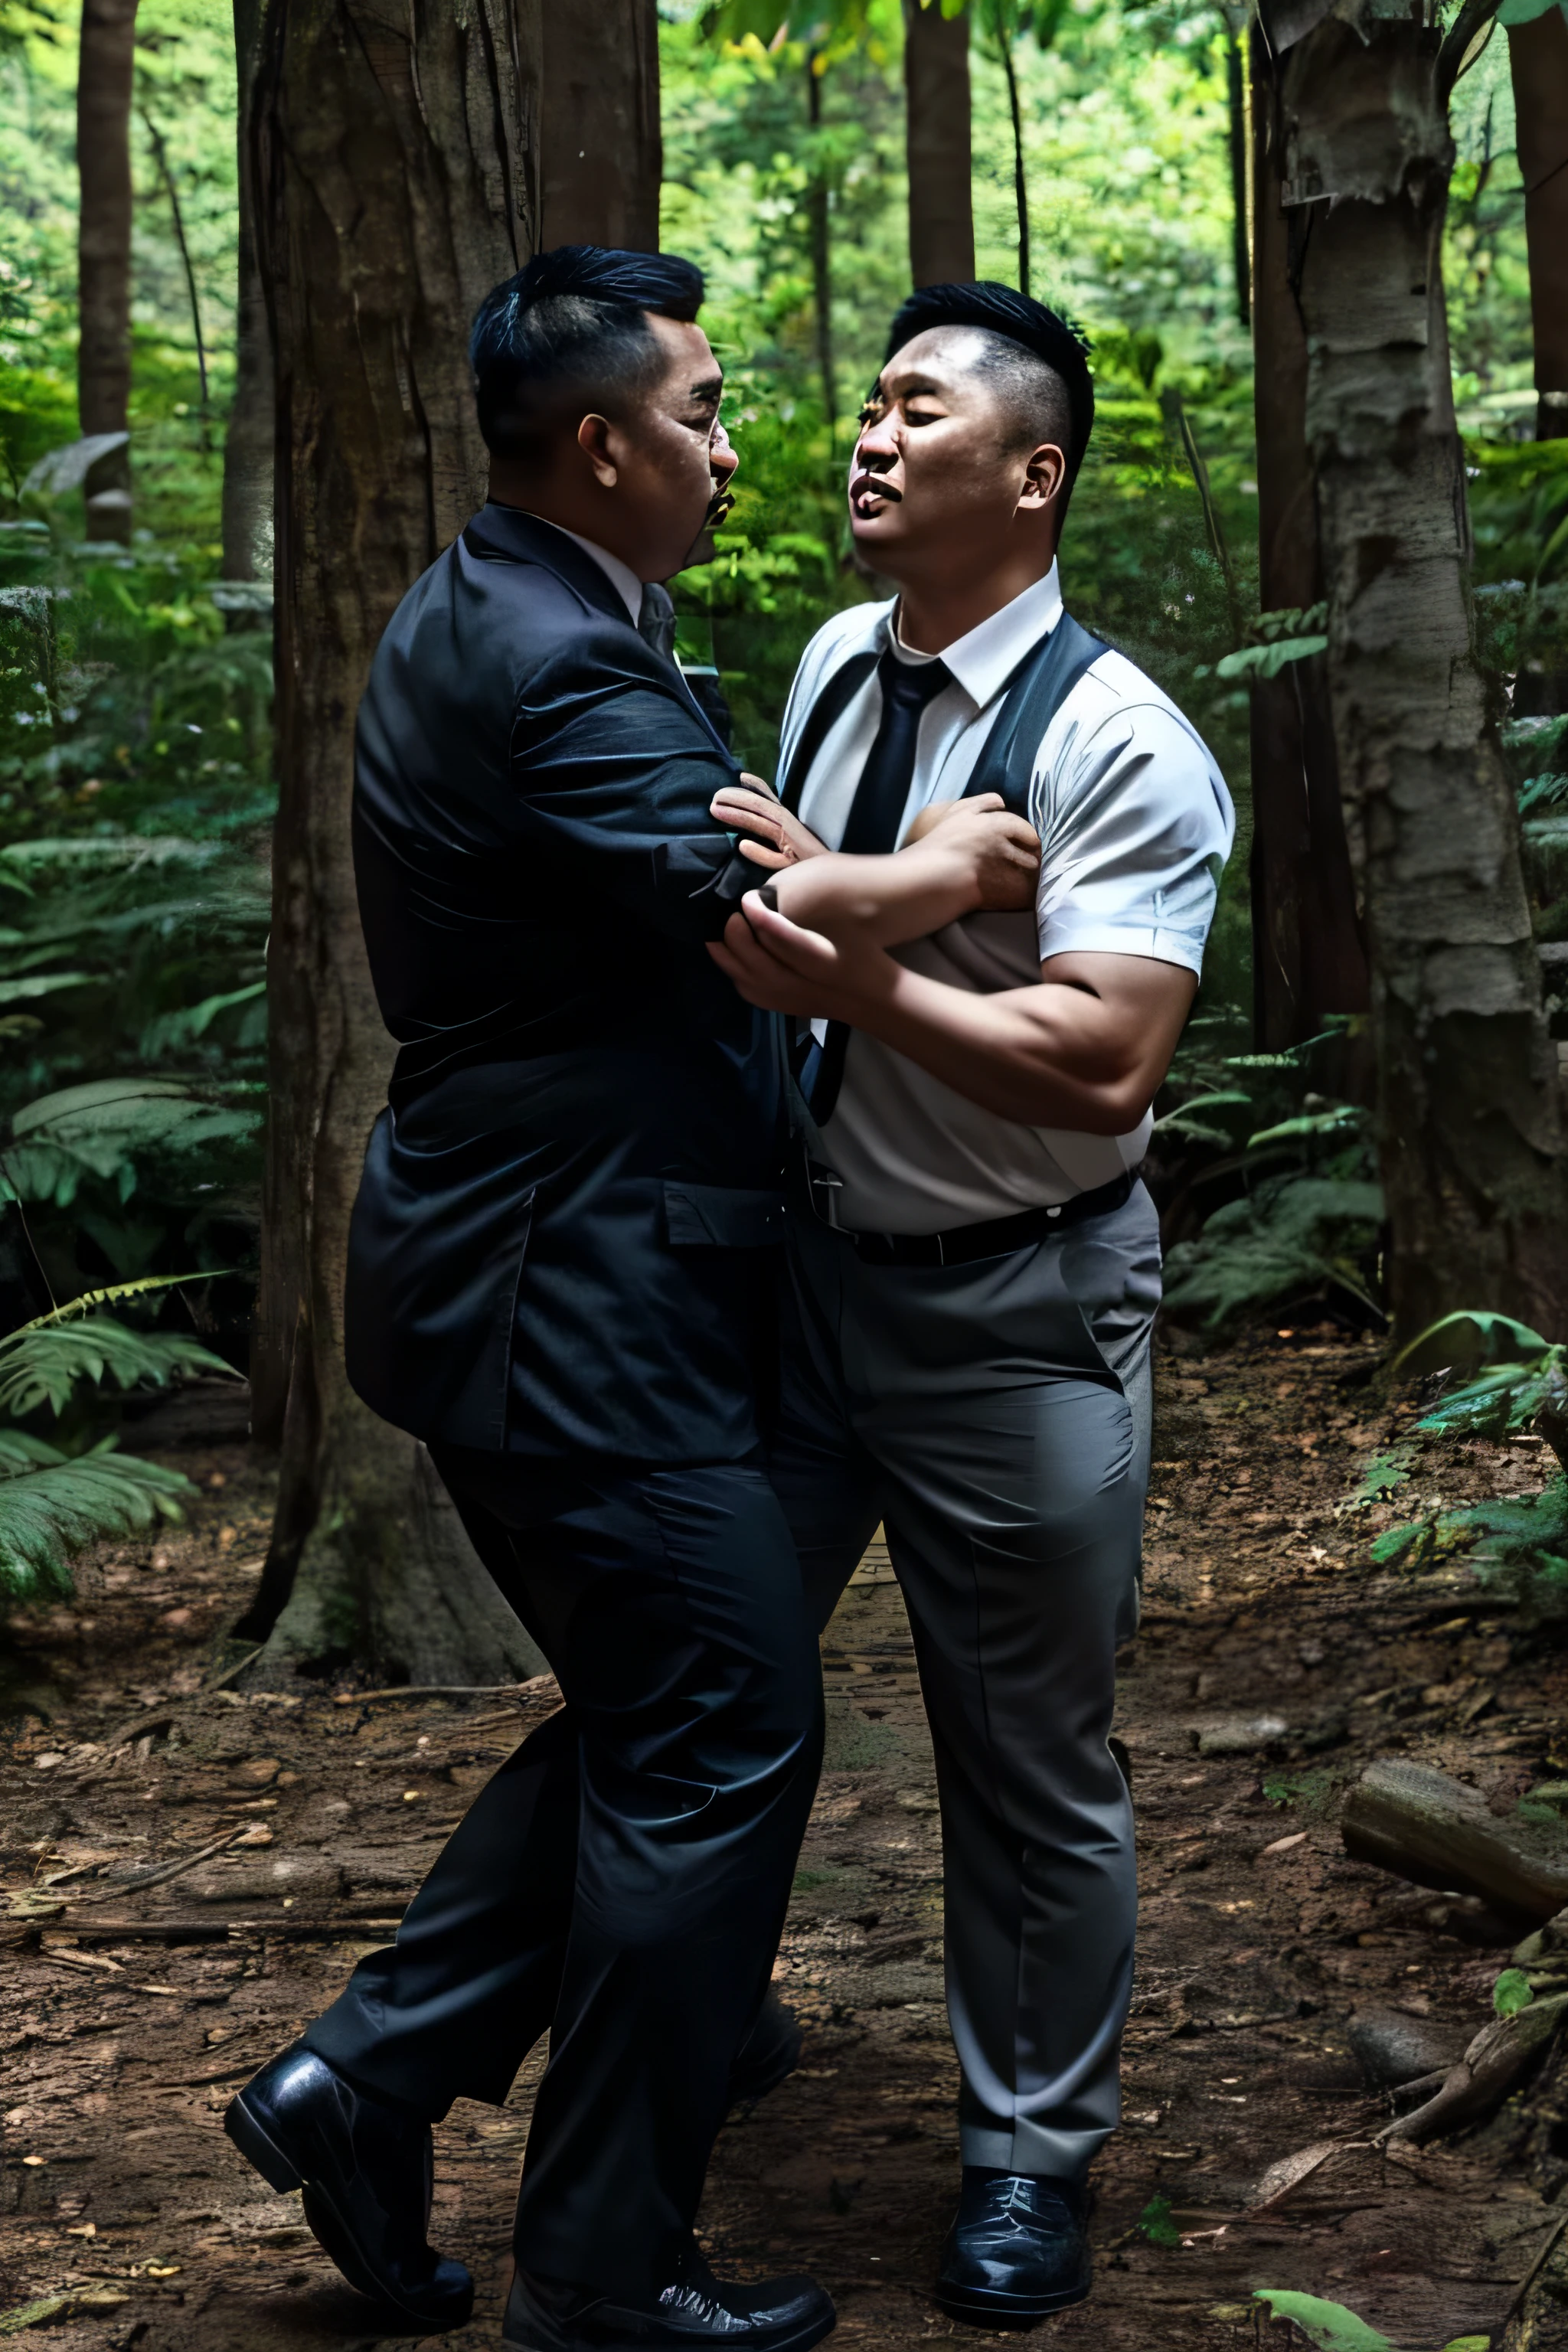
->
[883, 281, 1095, 495]
[471, 244, 706, 462]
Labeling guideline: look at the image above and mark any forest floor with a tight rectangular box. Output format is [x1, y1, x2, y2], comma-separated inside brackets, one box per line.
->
[3, 1328, 1568, 2352]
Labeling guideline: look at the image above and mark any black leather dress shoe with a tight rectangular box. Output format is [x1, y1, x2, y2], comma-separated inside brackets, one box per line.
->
[503, 2246, 835, 2352]
[224, 2043, 473, 2329]
[934, 2169, 1091, 2325]
[728, 1989, 802, 2107]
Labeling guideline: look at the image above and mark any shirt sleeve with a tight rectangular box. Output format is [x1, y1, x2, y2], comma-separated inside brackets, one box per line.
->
[1034, 702, 1235, 973]
[510, 622, 753, 945]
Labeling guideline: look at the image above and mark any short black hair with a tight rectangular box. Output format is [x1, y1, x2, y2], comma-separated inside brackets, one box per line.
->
[882, 282, 1095, 490]
[470, 244, 706, 461]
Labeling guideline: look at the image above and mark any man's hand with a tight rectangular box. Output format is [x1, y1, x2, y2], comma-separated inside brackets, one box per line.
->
[710, 778, 829, 871]
[707, 890, 893, 1021]
[896, 793, 1038, 915]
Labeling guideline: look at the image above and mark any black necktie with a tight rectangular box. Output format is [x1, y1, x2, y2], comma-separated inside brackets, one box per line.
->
[799, 647, 952, 1125]
[637, 580, 678, 662]
[839, 648, 953, 855]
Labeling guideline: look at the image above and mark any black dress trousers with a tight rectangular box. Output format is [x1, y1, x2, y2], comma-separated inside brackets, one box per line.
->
[303, 1446, 822, 2301]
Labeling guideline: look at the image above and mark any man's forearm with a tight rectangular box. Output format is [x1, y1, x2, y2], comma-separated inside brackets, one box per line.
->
[762, 841, 988, 949]
[848, 962, 1148, 1132]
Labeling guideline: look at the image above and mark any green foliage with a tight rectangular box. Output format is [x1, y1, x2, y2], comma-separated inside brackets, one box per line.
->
[1494, 1966, 1535, 2017]
[1137, 2195, 1181, 2247]
[0, 1302, 230, 1418]
[1373, 1476, 1568, 1622]
[1161, 1176, 1383, 1330]
[0, 1429, 191, 1602]
[1250, 2292, 1396, 2352]
[1261, 1766, 1337, 1811]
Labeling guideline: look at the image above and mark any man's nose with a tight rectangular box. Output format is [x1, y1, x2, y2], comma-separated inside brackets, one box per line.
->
[710, 423, 739, 482]
[854, 420, 898, 471]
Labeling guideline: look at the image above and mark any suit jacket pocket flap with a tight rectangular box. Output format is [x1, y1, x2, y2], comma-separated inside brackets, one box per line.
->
[663, 1182, 784, 1248]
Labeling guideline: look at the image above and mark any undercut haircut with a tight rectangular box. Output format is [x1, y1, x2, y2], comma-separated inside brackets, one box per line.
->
[883, 282, 1095, 494]
[471, 244, 706, 462]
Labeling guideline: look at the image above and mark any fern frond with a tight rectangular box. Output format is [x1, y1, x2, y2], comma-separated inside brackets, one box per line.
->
[0, 1316, 235, 1419]
[0, 1436, 193, 1603]
[19, 1272, 225, 1329]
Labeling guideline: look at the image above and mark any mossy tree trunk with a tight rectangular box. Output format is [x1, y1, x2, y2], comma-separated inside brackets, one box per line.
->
[243, 0, 547, 1684]
[904, 0, 974, 288]
[539, 0, 659, 249]
[77, 0, 139, 543]
[1272, 0, 1568, 1335]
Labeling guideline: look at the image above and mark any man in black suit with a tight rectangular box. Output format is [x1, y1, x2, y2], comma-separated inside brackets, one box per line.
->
[226, 247, 1034, 2352]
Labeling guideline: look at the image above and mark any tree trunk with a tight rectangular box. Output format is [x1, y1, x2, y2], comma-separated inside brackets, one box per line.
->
[77, 0, 139, 543]
[1248, 25, 1369, 1052]
[1274, 0, 1568, 1336]
[221, 0, 273, 585]
[1508, 5, 1568, 443]
[243, 0, 546, 1684]
[540, 0, 658, 249]
[1223, 11, 1250, 328]
[904, 0, 974, 288]
[806, 50, 836, 433]
[999, 33, 1030, 297]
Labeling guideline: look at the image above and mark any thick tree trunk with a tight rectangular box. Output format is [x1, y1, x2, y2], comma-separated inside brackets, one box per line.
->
[1508, 6, 1568, 442]
[220, 0, 273, 585]
[1275, 0, 1568, 1335]
[1248, 26, 1368, 1052]
[77, 0, 139, 543]
[244, 0, 546, 1684]
[904, 0, 974, 288]
[540, 0, 658, 249]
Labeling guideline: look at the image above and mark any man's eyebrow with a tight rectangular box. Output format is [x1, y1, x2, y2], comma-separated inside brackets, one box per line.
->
[686, 373, 724, 403]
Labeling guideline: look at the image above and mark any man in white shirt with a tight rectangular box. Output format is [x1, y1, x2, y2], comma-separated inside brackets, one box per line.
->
[708, 281, 1233, 2324]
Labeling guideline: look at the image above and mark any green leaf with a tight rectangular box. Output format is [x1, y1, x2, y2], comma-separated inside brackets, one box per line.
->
[1345, 1447, 1417, 1508]
[1250, 2290, 1397, 2351]
[1138, 2195, 1181, 2248]
[1392, 1309, 1552, 1379]
[1494, 1967, 1536, 2017]
[0, 1314, 234, 1419]
[0, 1434, 194, 1604]
[1214, 633, 1328, 681]
[1246, 1106, 1364, 1149]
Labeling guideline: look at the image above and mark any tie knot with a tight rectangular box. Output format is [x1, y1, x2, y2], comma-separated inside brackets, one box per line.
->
[880, 648, 952, 711]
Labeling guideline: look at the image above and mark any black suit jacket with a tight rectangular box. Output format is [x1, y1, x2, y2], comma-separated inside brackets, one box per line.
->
[344, 505, 785, 1461]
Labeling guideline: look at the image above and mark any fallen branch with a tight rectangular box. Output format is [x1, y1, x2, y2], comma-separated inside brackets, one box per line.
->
[1378, 1994, 1568, 2142]
[332, 1674, 556, 1706]
[1342, 1758, 1568, 1923]
[68, 1824, 254, 1905]
[44, 1910, 406, 1942]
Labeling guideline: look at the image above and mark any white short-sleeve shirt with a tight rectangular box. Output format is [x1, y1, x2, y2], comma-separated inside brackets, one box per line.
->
[779, 563, 1235, 1234]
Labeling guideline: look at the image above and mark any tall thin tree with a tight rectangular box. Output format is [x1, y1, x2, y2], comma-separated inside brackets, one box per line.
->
[242, 0, 547, 1681]
[77, 0, 139, 541]
[1504, 0, 1568, 441]
[905, 0, 975, 285]
[541, 0, 660, 247]
[1247, 25, 1367, 1051]
[220, 0, 272, 584]
[1267, 0, 1568, 1334]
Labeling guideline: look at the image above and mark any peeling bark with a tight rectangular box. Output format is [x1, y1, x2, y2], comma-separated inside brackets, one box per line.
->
[904, 0, 975, 289]
[1272, 0, 1568, 1334]
[246, 0, 543, 1682]
[539, 0, 659, 250]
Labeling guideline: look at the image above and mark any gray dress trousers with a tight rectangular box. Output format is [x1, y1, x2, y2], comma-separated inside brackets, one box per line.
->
[768, 1178, 1160, 2181]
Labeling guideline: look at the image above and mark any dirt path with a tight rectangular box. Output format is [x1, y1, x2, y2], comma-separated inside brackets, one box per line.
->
[4, 1331, 1566, 2351]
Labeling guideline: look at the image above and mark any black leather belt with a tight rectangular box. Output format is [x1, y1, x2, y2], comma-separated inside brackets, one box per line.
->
[803, 1162, 1138, 1266]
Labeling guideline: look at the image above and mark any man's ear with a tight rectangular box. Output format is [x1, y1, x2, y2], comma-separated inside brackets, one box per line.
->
[1017, 440, 1067, 514]
[577, 412, 617, 488]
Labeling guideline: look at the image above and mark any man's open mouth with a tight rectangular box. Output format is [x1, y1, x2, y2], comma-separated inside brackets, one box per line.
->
[850, 472, 899, 518]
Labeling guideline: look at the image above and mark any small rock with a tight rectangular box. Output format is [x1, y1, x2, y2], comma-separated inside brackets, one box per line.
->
[1196, 1715, 1288, 1756]
[230, 1756, 281, 1788]
[1346, 2005, 1459, 2089]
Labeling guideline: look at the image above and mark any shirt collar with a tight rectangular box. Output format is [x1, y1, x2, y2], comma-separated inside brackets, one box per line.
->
[885, 562, 1063, 708]
[520, 514, 644, 625]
